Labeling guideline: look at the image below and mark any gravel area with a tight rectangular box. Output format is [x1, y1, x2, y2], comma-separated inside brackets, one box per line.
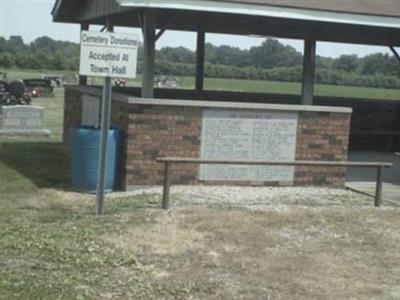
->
[109, 186, 375, 210]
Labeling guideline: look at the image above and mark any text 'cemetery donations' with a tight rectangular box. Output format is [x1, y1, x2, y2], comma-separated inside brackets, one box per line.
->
[79, 31, 138, 79]
[200, 109, 299, 182]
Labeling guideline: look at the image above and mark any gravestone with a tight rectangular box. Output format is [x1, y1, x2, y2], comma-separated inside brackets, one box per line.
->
[199, 109, 298, 182]
[0, 105, 50, 137]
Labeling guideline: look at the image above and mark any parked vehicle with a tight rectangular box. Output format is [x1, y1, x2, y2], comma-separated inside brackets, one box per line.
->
[23, 79, 54, 97]
[155, 76, 178, 88]
[114, 78, 127, 87]
[41, 74, 64, 87]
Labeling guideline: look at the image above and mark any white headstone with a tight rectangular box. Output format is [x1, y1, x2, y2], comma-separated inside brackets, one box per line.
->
[1, 106, 44, 130]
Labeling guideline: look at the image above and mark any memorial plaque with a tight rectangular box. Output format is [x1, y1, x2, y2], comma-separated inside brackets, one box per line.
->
[82, 95, 100, 127]
[1, 106, 44, 130]
[199, 109, 299, 182]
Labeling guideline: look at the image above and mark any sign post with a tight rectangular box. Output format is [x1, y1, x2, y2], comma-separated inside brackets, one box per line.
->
[96, 76, 112, 215]
[79, 29, 138, 215]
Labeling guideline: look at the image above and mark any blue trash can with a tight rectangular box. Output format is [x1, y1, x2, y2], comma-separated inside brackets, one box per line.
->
[71, 126, 120, 193]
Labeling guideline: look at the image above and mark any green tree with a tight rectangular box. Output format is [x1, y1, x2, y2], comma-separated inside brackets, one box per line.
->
[6, 36, 26, 53]
[0, 37, 6, 52]
[0, 53, 14, 68]
[53, 52, 66, 70]
[30, 36, 57, 55]
[333, 54, 359, 72]
[35, 52, 53, 69]
[213, 45, 249, 67]
[157, 46, 195, 64]
[361, 53, 392, 75]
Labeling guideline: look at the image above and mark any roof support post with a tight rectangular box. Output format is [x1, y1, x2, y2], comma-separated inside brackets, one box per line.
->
[389, 46, 400, 62]
[142, 9, 156, 98]
[301, 38, 316, 105]
[79, 23, 89, 86]
[195, 31, 206, 96]
[155, 28, 167, 42]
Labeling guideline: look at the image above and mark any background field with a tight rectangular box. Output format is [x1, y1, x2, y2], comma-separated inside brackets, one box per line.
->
[2, 68, 400, 101]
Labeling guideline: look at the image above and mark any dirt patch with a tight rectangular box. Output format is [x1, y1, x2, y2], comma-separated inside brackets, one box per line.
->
[103, 209, 206, 256]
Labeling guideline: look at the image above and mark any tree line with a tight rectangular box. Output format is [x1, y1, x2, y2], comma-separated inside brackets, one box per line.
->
[0, 35, 399, 89]
[0, 36, 79, 71]
[155, 40, 400, 89]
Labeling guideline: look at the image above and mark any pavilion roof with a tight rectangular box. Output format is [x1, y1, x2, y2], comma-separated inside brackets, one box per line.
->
[211, 0, 400, 18]
[52, 0, 400, 46]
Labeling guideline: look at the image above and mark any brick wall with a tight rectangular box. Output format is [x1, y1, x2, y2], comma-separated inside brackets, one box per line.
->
[64, 87, 351, 190]
[115, 87, 400, 151]
[125, 105, 202, 188]
[295, 112, 350, 187]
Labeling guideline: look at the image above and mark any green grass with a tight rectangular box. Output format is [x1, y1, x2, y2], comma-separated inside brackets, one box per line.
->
[134, 75, 400, 100]
[170, 77, 400, 100]
[0, 142, 69, 193]
[0, 190, 166, 299]
[202, 78, 400, 100]
[33, 88, 65, 142]
[0, 86, 67, 193]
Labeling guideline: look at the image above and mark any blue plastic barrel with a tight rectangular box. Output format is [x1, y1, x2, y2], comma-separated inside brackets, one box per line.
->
[71, 126, 120, 193]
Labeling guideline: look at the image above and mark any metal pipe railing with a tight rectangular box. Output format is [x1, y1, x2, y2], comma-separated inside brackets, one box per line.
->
[156, 157, 392, 209]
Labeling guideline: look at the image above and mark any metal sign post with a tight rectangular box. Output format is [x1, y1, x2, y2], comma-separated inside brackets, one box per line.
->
[96, 19, 113, 216]
[78, 22, 138, 215]
[96, 76, 112, 215]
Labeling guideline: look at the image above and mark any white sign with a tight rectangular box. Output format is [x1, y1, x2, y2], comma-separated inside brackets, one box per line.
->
[79, 31, 138, 79]
[199, 109, 299, 182]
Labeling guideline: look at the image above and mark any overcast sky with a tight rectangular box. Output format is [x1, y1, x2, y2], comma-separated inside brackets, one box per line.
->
[0, 0, 391, 58]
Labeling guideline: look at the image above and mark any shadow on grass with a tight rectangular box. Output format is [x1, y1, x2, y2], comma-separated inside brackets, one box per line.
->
[0, 142, 70, 189]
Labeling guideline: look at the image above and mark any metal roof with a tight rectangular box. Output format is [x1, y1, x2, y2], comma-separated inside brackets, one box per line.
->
[52, 0, 400, 46]
[116, 0, 400, 28]
[207, 0, 400, 18]
[53, 0, 400, 20]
